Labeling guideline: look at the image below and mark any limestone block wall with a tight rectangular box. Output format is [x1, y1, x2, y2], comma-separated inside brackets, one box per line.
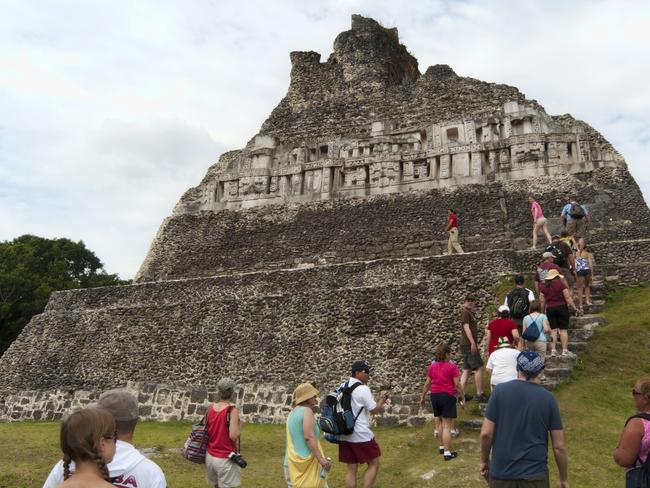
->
[137, 168, 650, 282]
[0, 381, 433, 427]
[1, 252, 520, 396]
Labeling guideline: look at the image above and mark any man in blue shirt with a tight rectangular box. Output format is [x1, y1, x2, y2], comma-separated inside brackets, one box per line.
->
[479, 350, 569, 487]
[560, 196, 589, 238]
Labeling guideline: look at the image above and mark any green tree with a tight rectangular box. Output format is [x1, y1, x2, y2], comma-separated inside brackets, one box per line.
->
[0, 235, 129, 355]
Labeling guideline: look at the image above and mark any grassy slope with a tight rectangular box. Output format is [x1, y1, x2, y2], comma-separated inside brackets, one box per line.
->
[0, 286, 648, 488]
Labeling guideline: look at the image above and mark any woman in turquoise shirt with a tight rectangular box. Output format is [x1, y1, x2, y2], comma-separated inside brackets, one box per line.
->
[284, 383, 332, 488]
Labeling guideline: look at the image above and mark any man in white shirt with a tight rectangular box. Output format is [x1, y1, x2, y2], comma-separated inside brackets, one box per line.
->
[486, 337, 521, 390]
[339, 361, 389, 488]
[43, 390, 167, 488]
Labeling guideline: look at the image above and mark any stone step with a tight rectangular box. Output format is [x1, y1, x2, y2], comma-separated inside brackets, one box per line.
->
[584, 302, 604, 314]
[544, 367, 572, 381]
[459, 418, 484, 431]
[544, 354, 578, 366]
[570, 314, 605, 328]
[569, 328, 594, 342]
[567, 341, 588, 353]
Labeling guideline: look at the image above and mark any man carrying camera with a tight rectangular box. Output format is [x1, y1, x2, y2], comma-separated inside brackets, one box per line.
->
[338, 361, 390, 488]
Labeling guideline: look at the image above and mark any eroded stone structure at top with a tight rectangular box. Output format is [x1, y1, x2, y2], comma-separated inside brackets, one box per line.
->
[177, 15, 621, 215]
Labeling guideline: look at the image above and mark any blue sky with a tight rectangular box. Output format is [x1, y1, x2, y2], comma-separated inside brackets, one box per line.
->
[1, 0, 649, 279]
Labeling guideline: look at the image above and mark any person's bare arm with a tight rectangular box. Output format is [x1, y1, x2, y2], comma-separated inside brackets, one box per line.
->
[485, 329, 492, 354]
[463, 323, 477, 353]
[479, 419, 495, 482]
[543, 318, 551, 334]
[229, 407, 241, 443]
[550, 429, 569, 488]
[613, 418, 643, 468]
[302, 408, 331, 469]
[562, 288, 577, 311]
[369, 392, 389, 414]
[420, 377, 432, 406]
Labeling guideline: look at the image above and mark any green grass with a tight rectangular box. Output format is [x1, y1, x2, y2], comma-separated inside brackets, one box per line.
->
[1, 285, 649, 488]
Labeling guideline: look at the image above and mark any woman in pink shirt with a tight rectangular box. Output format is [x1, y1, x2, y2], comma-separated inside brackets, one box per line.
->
[529, 194, 552, 249]
[419, 342, 461, 461]
[614, 377, 650, 487]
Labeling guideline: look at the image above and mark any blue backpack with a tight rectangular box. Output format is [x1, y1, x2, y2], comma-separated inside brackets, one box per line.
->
[319, 381, 364, 436]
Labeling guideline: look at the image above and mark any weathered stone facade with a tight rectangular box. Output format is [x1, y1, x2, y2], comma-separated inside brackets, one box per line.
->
[1, 15, 649, 424]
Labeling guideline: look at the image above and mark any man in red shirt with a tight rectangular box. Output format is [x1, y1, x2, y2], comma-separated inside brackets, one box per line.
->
[485, 306, 520, 355]
[442, 208, 464, 254]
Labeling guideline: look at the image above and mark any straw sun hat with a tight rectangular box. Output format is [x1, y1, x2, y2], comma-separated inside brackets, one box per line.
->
[293, 383, 319, 406]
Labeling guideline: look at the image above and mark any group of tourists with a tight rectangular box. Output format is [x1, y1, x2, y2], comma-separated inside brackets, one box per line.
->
[42, 191, 648, 488]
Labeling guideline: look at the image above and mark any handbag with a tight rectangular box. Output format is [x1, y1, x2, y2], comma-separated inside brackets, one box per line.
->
[182, 405, 211, 463]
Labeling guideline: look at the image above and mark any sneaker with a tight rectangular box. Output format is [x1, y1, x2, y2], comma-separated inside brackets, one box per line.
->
[475, 393, 490, 403]
[451, 429, 460, 438]
[444, 452, 458, 461]
[551, 349, 557, 357]
[562, 350, 576, 358]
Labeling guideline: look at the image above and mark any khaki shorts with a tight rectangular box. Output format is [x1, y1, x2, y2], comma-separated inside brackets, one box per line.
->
[206, 452, 241, 488]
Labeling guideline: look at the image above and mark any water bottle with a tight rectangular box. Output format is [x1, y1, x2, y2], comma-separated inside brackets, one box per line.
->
[320, 457, 332, 479]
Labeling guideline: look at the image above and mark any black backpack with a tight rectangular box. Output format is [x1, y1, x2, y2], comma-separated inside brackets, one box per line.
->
[546, 245, 566, 266]
[624, 413, 650, 488]
[319, 381, 364, 436]
[507, 288, 530, 320]
[569, 202, 586, 219]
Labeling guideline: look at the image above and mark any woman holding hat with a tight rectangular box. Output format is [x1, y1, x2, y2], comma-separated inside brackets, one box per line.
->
[539, 268, 578, 358]
[284, 383, 331, 488]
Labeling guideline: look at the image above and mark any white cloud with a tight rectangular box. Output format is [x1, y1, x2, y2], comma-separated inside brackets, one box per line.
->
[0, 0, 648, 278]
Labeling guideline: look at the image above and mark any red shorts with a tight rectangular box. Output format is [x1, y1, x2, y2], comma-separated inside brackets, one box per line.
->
[338, 438, 381, 464]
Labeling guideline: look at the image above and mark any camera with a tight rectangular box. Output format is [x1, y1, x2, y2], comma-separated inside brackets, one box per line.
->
[229, 451, 247, 468]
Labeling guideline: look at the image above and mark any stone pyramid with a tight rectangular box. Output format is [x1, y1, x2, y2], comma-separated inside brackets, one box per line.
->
[1, 15, 649, 424]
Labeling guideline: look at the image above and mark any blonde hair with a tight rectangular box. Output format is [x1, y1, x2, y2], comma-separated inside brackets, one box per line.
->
[60, 408, 115, 480]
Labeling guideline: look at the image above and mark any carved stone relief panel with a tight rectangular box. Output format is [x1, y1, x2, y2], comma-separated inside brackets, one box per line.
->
[371, 162, 400, 186]
[344, 166, 368, 186]
[269, 176, 279, 194]
[413, 160, 429, 179]
[499, 149, 511, 170]
[304, 170, 322, 192]
[488, 151, 497, 172]
[470, 152, 482, 176]
[402, 161, 414, 181]
[439, 154, 451, 179]
[291, 173, 304, 194]
[431, 124, 443, 148]
[463, 121, 477, 144]
[225, 180, 239, 198]
[511, 142, 544, 167]
[452, 153, 470, 177]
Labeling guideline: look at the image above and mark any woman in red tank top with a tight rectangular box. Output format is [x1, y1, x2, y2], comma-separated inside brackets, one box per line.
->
[205, 378, 242, 488]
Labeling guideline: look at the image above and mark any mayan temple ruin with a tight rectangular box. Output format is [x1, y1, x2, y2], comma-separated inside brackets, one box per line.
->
[1, 15, 649, 424]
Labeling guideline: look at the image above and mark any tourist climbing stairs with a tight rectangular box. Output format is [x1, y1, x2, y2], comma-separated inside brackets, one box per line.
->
[460, 275, 611, 431]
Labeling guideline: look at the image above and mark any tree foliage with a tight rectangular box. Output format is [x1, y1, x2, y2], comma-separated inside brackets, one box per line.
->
[0, 235, 129, 355]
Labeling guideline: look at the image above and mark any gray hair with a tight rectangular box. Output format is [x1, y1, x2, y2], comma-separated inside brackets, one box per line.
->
[216, 377, 236, 400]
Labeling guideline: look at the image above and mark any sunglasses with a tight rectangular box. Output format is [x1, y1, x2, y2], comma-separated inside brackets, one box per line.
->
[632, 389, 643, 396]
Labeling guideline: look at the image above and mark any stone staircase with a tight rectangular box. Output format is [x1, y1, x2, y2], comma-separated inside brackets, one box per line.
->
[460, 276, 610, 430]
